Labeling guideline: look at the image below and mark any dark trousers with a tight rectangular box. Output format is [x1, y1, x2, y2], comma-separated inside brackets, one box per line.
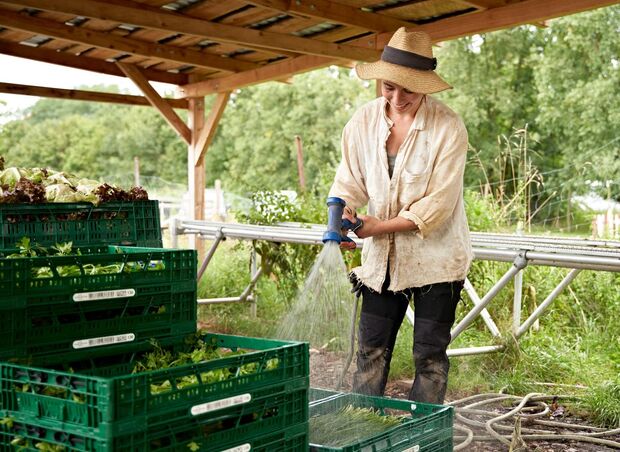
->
[351, 277, 463, 404]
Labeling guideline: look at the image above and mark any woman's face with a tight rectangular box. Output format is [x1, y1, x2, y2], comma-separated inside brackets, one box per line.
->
[381, 80, 423, 114]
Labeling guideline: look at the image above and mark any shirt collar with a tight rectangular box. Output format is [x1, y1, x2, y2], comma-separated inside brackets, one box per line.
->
[380, 95, 428, 131]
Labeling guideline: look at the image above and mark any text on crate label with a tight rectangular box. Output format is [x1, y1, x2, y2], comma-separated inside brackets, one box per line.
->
[72, 333, 136, 349]
[221, 445, 251, 452]
[73, 289, 136, 302]
[191, 393, 252, 416]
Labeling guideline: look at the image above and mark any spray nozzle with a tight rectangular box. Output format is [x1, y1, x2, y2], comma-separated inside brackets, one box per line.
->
[323, 197, 361, 244]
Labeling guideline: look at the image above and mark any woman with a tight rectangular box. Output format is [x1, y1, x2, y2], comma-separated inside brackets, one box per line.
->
[329, 27, 472, 404]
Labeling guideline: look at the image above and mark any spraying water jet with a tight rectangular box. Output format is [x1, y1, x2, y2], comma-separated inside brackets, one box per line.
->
[275, 197, 361, 390]
[322, 197, 362, 389]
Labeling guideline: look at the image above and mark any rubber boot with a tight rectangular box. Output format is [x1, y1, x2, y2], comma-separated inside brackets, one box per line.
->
[408, 317, 452, 404]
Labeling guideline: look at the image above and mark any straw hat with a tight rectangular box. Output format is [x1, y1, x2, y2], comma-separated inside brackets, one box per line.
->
[356, 28, 451, 94]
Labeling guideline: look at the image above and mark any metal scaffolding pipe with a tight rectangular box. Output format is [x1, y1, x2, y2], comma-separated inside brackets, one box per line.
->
[196, 229, 223, 281]
[464, 278, 501, 337]
[176, 220, 620, 271]
[513, 269, 524, 335]
[448, 345, 505, 357]
[515, 269, 582, 338]
[451, 254, 527, 341]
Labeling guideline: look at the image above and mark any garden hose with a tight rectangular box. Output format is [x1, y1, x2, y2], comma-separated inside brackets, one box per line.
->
[450, 392, 620, 450]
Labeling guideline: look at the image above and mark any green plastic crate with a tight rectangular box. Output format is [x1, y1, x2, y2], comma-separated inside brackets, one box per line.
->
[2, 286, 196, 364]
[0, 201, 162, 249]
[0, 333, 309, 441]
[308, 393, 453, 452]
[0, 245, 197, 362]
[1, 413, 309, 452]
[0, 245, 196, 307]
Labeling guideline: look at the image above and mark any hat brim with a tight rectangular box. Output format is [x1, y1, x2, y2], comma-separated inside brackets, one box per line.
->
[355, 60, 451, 94]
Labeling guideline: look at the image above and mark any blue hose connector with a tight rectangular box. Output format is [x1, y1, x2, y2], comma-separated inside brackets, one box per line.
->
[323, 196, 346, 244]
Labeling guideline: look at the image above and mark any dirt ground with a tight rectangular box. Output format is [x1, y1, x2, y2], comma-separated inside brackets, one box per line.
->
[309, 349, 620, 452]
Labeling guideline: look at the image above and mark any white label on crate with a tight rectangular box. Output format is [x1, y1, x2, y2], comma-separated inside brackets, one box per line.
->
[73, 289, 136, 302]
[402, 446, 420, 452]
[191, 393, 252, 416]
[221, 445, 251, 452]
[72, 333, 136, 349]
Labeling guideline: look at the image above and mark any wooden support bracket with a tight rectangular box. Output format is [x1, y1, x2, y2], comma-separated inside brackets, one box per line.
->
[117, 62, 191, 145]
[193, 92, 231, 167]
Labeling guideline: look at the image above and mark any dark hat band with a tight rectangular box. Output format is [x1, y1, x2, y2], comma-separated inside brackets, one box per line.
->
[381, 45, 437, 71]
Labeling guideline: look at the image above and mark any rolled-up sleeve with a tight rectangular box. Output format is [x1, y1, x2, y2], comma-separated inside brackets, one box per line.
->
[328, 120, 369, 209]
[399, 119, 468, 237]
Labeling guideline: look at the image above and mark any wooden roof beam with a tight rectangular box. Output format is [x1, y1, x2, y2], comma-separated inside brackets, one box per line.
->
[177, 32, 380, 98]
[0, 40, 188, 84]
[246, 0, 414, 32]
[3, 0, 381, 61]
[178, 54, 334, 98]
[402, 0, 620, 44]
[0, 81, 188, 107]
[117, 62, 191, 144]
[456, 0, 508, 9]
[0, 9, 260, 73]
[194, 91, 230, 167]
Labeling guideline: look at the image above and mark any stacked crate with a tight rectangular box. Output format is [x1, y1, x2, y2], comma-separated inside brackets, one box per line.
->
[308, 389, 453, 452]
[0, 201, 310, 451]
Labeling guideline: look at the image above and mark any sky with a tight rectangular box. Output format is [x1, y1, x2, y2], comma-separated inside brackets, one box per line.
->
[0, 54, 176, 121]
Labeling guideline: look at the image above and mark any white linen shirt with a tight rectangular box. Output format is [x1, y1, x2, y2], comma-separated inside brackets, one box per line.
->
[329, 95, 473, 292]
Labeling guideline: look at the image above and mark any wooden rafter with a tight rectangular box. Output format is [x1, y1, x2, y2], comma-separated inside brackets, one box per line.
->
[247, 0, 415, 32]
[194, 91, 231, 167]
[456, 0, 508, 9]
[2, 0, 381, 61]
[177, 54, 333, 98]
[0, 81, 188, 107]
[117, 62, 191, 144]
[401, 0, 620, 44]
[0, 10, 260, 73]
[0, 40, 188, 84]
[177, 0, 619, 97]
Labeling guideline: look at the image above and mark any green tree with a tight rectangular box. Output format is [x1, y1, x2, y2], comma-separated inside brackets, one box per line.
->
[534, 5, 620, 202]
[205, 67, 374, 194]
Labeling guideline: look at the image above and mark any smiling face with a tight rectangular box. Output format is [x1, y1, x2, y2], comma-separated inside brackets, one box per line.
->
[381, 80, 423, 115]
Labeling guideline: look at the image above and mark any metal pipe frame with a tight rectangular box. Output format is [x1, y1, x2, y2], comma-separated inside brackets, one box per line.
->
[515, 269, 582, 338]
[174, 219, 620, 356]
[197, 267, 263, 305]
[450, 253, 527, 341]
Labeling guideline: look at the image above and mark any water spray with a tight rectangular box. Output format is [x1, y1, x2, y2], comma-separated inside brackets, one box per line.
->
[322, 196, 362, 389]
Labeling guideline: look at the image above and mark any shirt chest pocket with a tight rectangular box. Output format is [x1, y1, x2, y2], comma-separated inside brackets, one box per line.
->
[398, 169, 431, 206]
[397, 141, 433, 206]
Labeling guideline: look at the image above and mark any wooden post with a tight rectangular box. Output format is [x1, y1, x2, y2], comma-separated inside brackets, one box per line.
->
[188, 89, 205, 256]
[133, 156, 140, 187]
[294, 135, 306, 192]
[188, 89, 230, 257]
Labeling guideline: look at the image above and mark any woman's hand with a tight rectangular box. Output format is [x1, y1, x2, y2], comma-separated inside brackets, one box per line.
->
[339, 206, 358, 250]
[352, 214, 378, 239]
